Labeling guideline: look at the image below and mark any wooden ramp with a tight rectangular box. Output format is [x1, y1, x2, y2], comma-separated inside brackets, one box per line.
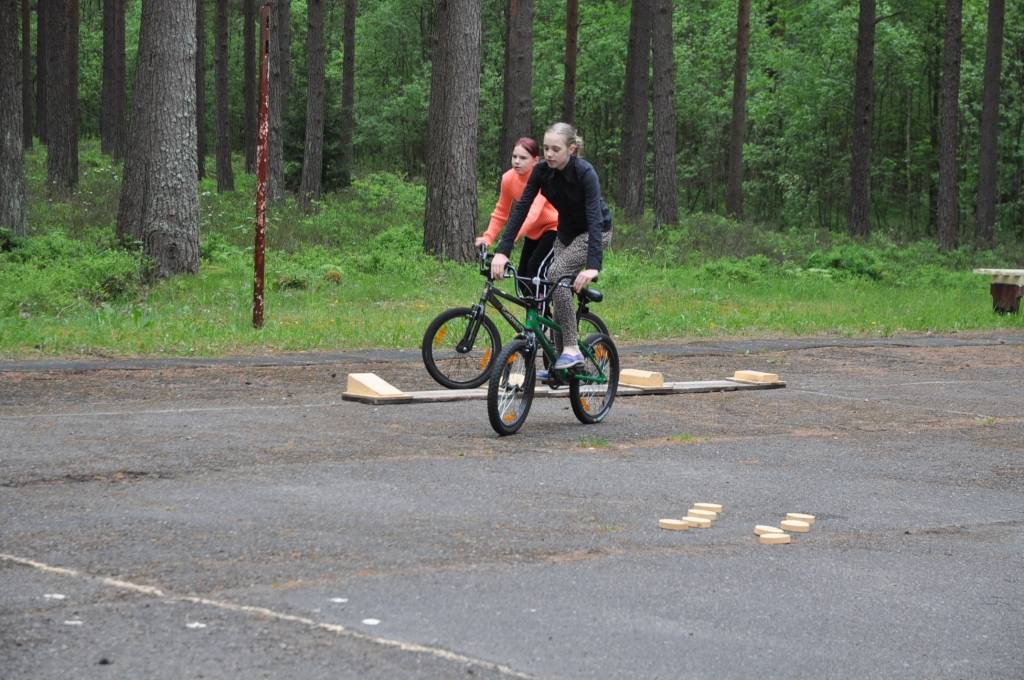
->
[341, 371, 786, 405]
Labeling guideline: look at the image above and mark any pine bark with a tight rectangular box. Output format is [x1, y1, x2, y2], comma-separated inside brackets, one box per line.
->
[1, 0, 26, 235]
[243, 0, 255, 173]
[562, 0, 578, 123]
[500, 0, 533, 172]
[423, 0, 481, 263]
[725, 0, 750, 219]
[267, 0, 291, 201]
[45, 0, 78, 195]
[937, 0, 962, 252]
[975, 0, 1004, 249]
[338, 0, 356, 188]
[214, 0, 234, 192]
[21, 0, 31, 148]
[848, 0, 875, 239]
[651, 0, 677, 227]
[35, 0, 45, 142]
[101, 0, 126, 158]
[196, 0, 206, 179]
[117, 0, 199, 279]
[299, 0, 325, 208]
[618, 0, 652, 219]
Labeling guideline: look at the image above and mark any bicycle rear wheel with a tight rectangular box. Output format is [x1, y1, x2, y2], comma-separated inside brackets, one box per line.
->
[577, 310, 609, 339]
[422, 307, 501, 389]
[487, 339, 536, 435]
[569, 333, 619, 424]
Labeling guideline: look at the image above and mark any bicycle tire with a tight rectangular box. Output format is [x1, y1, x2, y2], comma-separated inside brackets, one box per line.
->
[487, 338, 536, 436]
[569, 333, 619, 425]
[422, 307, 501, 389]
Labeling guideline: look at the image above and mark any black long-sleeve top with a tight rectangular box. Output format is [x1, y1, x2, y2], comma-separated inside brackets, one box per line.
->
[496, 155, 613, 271]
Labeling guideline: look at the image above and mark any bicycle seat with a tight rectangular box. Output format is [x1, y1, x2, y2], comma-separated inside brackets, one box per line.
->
[579, 287, 603, 303]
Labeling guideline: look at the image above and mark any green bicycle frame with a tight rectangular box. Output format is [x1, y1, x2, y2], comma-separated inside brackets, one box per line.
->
[522, 306, 609, 386]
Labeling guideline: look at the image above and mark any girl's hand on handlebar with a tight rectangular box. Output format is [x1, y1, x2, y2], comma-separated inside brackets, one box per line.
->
[474, 236, 489, 248]
[573, 268, 599, 293]
[490, 253, 509, 280]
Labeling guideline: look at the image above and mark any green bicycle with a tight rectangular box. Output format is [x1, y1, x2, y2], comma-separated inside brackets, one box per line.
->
[421, 247, 608, 389]
[487, 272, 619, 436]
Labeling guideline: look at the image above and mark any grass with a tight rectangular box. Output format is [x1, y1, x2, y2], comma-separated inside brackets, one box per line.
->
[2, 140, 1023, 359]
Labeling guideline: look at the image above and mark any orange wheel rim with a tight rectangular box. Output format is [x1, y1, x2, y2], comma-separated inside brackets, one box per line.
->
[479, 348, 492, 369]
[433, 325, 448, 347]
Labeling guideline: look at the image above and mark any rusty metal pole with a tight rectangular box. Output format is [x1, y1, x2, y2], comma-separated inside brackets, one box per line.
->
[253, 4, 271, 329]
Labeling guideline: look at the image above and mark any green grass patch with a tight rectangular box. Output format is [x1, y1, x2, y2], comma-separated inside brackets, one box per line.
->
[2, 141, 1023, 358]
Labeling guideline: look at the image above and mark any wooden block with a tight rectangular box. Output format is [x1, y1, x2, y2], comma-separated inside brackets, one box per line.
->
[786, 513, 815, 524]
[687, 508, 717, 520]
[620, 369, 664, 388]
[344, 373, 408, 400]
[780, 519, 811, 533]
[754, 525, 784, 536]
[732, 370, 780, 384]
[658, 518, 690, 531]
[759, 532, 792, 545]
[682, 516, 711, 528]
[693, 503, 723, 513]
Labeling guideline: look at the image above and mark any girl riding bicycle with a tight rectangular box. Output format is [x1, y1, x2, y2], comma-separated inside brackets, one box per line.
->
[476, 137, 558, 298]
[490, 122, 613, 371]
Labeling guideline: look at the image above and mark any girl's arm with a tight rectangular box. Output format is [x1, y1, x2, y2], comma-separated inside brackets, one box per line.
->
[478, 172, 515, 246]
[492, 165, 543, 278]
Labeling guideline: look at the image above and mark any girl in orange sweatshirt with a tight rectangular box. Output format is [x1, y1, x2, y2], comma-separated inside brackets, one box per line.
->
[475, 137, 559, 296]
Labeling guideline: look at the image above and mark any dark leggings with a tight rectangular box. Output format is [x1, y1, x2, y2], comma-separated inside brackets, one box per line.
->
[514, 231, 557, 299]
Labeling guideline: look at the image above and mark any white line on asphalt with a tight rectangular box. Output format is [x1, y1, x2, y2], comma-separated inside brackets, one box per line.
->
[0, 553, 534, 679]
[791, 388, 993, 418]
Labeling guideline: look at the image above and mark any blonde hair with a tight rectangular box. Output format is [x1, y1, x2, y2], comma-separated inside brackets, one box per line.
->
[546, 122, 583, 156]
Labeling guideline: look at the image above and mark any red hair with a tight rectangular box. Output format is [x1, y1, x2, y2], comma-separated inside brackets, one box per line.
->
[514, 137, 541, 158]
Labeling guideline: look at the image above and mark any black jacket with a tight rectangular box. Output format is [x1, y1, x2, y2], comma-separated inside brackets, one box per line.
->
[496, 156, 612, 271]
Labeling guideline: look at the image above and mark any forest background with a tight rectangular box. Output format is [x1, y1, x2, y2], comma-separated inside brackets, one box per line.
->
[1, 0, 1022, 357]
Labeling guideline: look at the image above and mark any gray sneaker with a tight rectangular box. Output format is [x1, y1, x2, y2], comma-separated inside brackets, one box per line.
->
[553, 350, 584, 370]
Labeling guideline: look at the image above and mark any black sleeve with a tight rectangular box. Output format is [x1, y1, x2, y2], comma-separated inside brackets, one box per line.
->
[496, 164, 543, 257]
[581, 166, 606, 270]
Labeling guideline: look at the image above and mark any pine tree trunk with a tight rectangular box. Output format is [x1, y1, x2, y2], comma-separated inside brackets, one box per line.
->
[102, 0, 112, 154]
[35, 0, 45, 143]
[937, 0, 962, 252]
[651, 0, 677, 227]
[562, 0, 577, 123]
[299, 0, 325, 209]
[618, 0, 652, 219]
[21, 0, 31, 148]
[117, 0, 199, 279]
[1, 0, 26, 235]
[500, 0, 533, 172]
[267, 0, 291, 201]
[338, 0, 356, 188]
[423, 0, 481, 263]
[45, 0, 77, 195]
[113, 0, 126, 159]
[196, 0, 206, 179]
[725, 0, 750, 219]
[214, 0, 233, 192]
[975, 0, 1004, 249]
[847, 0, 875, 239]
[243, 0, 255, 174]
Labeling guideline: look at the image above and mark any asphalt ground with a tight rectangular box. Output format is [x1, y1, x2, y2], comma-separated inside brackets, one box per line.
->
[1, 332, 1022, 679]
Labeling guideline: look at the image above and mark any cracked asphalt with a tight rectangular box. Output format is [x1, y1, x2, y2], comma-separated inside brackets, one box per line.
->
[2, 332, 1022, 679]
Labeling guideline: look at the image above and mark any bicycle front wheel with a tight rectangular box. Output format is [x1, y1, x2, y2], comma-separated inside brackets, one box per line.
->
[569, 333, 619, 424]
[487, 339, 536, 436]
[422, 307, 501, 389]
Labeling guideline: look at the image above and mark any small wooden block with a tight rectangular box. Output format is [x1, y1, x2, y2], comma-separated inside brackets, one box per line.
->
[658, 518, 690, 531]
[754, 525, 784, 536]
[732, 370, 780, 384]
[786, 513, 815, 524]
[693, 503, 723, 513]
[780, 519, 811, 533]
[687, 508, 717, 520]
[344, 373, 408, 399]
[759, 532, 792, 545]
[620, 369, 665, 388]
[682, 516, 711, 528]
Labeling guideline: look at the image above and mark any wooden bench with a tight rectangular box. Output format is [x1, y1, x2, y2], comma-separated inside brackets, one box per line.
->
[974, 268, 1024, 314]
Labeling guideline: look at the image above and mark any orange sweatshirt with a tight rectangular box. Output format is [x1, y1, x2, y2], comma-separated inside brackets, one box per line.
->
[479, 167, 559, 246]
